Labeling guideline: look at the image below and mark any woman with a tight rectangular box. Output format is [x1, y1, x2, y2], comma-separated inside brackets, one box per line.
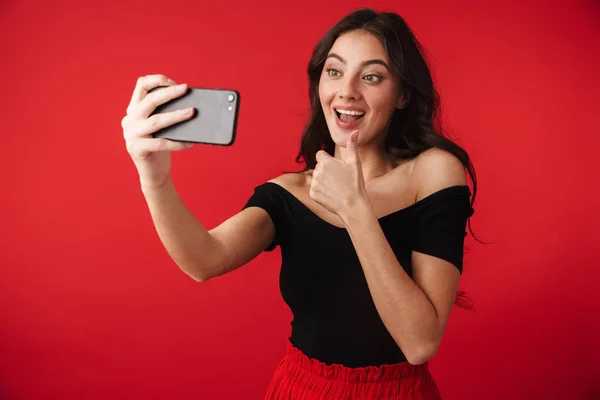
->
[122, 8, 478, 400]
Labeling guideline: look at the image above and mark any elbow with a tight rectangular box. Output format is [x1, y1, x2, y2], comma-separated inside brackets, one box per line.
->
[192, 274, 208, 283]
[190, 268, 214, 283]
[184, 269, 206, 283]
[406, 352, 434, 366]
[404, 340, 440, 366]
[179, 262, 214, 283]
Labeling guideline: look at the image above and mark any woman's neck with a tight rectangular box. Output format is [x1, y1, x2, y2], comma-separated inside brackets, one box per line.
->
[334, 144, 397, 183]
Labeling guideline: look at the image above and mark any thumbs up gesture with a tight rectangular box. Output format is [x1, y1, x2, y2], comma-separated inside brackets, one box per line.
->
[309, 130, 369, 221]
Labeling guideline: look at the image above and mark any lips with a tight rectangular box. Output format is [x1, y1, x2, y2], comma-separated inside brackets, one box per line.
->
[333, 107, 365, 130]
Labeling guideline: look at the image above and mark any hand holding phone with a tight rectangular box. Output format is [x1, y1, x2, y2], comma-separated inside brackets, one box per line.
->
[122, 75, 196, 190]
[149, 86, 240, 146]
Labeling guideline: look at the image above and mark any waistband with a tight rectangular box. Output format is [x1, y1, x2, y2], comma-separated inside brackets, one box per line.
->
[282, 339, 429, 383]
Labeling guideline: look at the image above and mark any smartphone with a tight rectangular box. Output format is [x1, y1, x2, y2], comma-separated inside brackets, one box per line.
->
[149, 86, 240, 146]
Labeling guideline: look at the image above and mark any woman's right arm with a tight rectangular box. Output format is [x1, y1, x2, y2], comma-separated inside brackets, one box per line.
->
[123, 74, 274, 282]
[142, 179, 275, 282]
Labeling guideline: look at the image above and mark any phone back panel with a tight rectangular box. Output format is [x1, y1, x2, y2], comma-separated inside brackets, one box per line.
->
[150, 87, 240, 146]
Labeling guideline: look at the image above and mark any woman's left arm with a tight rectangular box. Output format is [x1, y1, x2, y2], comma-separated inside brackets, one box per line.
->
[340, 149, 466, 365]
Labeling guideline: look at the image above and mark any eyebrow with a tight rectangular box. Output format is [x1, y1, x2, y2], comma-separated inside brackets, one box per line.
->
[326, 53, 391, 72]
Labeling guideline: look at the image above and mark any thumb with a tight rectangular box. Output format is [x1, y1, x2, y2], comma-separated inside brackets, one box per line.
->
[345, 130, 361, 164]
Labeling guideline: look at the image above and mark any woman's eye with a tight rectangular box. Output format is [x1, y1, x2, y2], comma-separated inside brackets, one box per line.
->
[326, 68, 341, 77]
[363, 74, 381, 83]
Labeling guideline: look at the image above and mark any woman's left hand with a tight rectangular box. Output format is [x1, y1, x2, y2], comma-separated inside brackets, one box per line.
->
[309, 130, 370, 221]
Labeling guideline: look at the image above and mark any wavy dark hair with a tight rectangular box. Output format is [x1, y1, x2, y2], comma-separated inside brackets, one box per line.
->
[293, 8, 484, 310]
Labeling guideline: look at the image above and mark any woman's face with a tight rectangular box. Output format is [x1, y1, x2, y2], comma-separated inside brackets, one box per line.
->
[319, 30, 405, 149]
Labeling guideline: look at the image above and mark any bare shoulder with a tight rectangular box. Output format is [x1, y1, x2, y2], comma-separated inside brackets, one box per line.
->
[412, 148, 467, 200]
[267, 171, 310, 191]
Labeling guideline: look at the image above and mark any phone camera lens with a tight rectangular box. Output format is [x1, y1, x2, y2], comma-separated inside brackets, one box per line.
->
[227, 93, 235, 102]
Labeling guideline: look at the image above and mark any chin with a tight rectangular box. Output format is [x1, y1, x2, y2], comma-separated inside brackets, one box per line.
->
[327, 124, 348, 146]
[327, 120, 370, 147]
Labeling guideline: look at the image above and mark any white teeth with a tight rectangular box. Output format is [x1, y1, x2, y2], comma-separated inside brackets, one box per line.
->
[335, 109, 365, 116]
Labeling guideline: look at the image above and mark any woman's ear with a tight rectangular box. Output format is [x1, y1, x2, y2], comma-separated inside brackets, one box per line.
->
[396, 92, 410, 110]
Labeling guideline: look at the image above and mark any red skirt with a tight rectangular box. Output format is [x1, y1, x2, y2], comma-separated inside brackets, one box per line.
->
[264, 340, 442, 400]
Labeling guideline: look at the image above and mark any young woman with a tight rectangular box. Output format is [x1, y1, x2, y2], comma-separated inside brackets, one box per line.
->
[122, 8, 478, 400]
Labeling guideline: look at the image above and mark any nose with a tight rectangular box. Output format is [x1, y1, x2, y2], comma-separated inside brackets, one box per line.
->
[338, 77, 361, 101]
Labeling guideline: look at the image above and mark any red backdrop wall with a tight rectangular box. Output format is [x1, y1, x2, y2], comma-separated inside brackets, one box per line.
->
[1, 0, 598, 399]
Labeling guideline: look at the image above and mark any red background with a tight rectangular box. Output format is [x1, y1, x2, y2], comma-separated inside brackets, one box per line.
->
[1, 0, 598, 399]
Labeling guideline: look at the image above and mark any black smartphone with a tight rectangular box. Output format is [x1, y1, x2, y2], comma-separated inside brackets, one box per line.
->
[149, 86, 240, 146]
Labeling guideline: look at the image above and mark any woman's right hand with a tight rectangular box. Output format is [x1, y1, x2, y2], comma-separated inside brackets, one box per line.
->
[122, 74, 195, 190]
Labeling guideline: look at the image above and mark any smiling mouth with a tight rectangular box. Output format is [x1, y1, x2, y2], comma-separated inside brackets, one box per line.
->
[335, 108, 365, 123]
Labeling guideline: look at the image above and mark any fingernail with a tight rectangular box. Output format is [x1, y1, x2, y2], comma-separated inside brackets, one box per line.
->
[168, 78, 176, 85]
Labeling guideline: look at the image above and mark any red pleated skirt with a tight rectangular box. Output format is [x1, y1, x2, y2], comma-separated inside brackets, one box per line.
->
[264, 340, 442, 400]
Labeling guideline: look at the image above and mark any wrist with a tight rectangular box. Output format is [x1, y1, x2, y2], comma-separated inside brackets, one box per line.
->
[141, 176, 174, 195]
[339, 196, 375, 227]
